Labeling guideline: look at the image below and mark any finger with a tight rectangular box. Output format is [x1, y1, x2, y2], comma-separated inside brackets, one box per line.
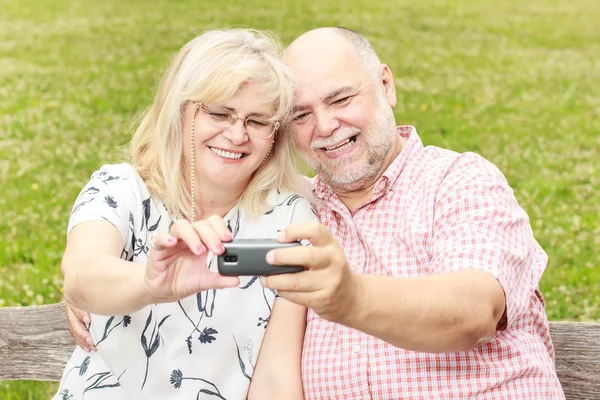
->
[267, 243, 330, 271]
[68, 302, 91, 325]
[150, 232, 178, 252]
[260, 270, 321, 292]
[169, 220, 206, 255]
[206, 215, 233, 241]
[198, 271, 240, 290]
[66, 303, 93, 351]
[279, 221, 333, 247]
[191, 220, 224, 254]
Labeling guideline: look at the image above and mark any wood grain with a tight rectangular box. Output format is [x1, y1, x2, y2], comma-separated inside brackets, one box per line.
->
[0, 303, 599, 400]
[550, 321, 600, 400]
[0, 302, 75, 381]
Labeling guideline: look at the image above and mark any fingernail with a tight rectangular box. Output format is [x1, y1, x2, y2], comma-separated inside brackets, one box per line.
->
[196, 244, 206, 254]
[83, 347, 91, 352]
[217, 243, 225, 253]
[224, 231, 233, 239]
[266, 251, 275, 264]
[277, 230, 286, 241]
[167, 236, 176, 243]
[86, 337, 94, 346]
[259, 277, 267, 287]
[83, 315, 90, 324]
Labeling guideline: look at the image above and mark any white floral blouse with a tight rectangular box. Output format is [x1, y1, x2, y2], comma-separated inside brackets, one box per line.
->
[53, 163, 316, 400]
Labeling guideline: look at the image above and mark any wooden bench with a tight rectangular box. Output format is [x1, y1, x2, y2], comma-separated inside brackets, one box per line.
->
[1, 303, 599, 399]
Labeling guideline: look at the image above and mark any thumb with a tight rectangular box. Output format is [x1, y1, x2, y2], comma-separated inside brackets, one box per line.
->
[200, 272, 240, 290]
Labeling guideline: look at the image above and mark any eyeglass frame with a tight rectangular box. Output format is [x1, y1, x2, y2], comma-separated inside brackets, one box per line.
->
[194, 101, 280, 139]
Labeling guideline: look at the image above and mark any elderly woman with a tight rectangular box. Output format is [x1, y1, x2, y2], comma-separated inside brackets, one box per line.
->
[54, 29, 312, 400]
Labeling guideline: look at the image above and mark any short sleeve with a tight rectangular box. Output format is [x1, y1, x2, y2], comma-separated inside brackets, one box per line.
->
[285, 195, 318, 226]
[430, 154, 547, 329]
[68, 164, 133, 244]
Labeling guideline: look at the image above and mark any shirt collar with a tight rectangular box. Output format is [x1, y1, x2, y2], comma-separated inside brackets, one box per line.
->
[312, 125, 422, 201]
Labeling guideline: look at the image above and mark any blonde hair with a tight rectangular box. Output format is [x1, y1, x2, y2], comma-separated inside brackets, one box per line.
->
[130, 29, 304, 218]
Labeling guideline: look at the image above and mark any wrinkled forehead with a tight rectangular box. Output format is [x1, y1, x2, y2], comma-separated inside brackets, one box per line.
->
[285, 45, 366, 107]
[284, 32, 364, 98]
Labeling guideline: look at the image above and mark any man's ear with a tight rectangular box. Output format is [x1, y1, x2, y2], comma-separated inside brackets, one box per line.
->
[380, 64, 397, 107]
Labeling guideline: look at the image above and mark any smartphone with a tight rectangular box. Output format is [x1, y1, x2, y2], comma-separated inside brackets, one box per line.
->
[217, 239, 305, 276]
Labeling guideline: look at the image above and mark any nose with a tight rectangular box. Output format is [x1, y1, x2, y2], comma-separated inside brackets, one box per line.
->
[222, 119, 249, 145]
[314, 108, 340, 137]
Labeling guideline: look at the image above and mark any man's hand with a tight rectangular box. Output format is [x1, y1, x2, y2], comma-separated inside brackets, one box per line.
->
[65, 301, 96, 352]
[260, 221, 363, 324]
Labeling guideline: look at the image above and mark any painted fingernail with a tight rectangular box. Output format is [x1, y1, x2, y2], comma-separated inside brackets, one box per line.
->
[266, 251, 275, 264]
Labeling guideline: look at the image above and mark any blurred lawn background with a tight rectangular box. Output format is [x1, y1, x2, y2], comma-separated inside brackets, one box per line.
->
[1, 0, 598, 397]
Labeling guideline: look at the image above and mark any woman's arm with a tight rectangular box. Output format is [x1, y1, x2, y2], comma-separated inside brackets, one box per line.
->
[247, 298, 306, 399]
[63, 217, 240, 316]
[61, 221, 153, 315]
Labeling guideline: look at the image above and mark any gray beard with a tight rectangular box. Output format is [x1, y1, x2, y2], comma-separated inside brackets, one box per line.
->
[299, 101, 397, 191]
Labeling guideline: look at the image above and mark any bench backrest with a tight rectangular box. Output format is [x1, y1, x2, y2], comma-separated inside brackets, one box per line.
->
[1, 303, 599, 399]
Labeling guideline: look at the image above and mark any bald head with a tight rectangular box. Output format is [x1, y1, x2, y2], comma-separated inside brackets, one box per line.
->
[285, 27, 382, 79]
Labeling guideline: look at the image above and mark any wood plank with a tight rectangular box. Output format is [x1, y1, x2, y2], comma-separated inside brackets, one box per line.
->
[0, 302, 75, 381]
[550, 321, 600, 400]
[0, 303, 599, 400]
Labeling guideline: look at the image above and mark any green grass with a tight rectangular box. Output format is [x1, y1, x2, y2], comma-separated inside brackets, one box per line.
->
[1, 0, 598, 396]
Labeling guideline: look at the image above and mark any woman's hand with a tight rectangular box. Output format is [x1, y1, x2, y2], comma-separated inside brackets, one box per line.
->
[144, 216, 240, 303]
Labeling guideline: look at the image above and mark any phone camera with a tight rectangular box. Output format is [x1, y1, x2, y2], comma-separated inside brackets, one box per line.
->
[224, 255, 237, 263]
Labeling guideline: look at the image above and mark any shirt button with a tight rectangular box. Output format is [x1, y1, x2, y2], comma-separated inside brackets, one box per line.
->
[352, 344, 361, 353]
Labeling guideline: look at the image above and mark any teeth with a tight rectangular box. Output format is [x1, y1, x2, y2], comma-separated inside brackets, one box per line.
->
[210, 147, 243, 159]
[325, 137, 355, 152]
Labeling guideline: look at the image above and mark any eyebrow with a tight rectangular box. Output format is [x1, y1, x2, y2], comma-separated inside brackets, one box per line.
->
[292, 85, 360, 114]
[219, 106, 270, 119]
[321, 85, 359, 103]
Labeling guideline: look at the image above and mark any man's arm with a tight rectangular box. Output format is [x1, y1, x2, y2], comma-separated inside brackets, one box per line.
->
[347, 268, 505, 352]
[262, 223, 505, 353]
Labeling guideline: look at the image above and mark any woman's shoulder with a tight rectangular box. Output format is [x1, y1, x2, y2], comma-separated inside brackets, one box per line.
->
[264, 188, 316, 219]
[91, 163, 141, 181]
[88, 163, 148, 194]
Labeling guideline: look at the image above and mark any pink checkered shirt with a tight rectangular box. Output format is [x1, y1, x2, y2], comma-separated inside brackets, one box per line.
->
[301, 126, 564, 399]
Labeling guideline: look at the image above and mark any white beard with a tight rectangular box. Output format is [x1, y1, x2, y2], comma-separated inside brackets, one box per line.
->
[298, 89, 398, 191]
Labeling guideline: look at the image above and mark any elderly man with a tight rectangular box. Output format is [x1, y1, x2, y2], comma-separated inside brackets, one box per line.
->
[261, 27, 564, 399]
[67, 27, 564, 399]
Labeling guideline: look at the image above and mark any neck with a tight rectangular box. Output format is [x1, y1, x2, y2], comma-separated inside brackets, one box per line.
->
[334, 134, 405, 213]
[194, 181, 246, 219]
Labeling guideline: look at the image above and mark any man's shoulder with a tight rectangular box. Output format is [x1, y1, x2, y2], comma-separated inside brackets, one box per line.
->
[416, 145, 506, 187]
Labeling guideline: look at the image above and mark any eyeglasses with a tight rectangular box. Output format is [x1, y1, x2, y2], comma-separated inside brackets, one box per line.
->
[195, 102, 280, 139]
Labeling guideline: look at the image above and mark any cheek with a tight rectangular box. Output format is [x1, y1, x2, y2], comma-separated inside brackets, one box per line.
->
[291, 129, 312, 152]
[345, 104, 371, 130]
[257, 139, 274, 156]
